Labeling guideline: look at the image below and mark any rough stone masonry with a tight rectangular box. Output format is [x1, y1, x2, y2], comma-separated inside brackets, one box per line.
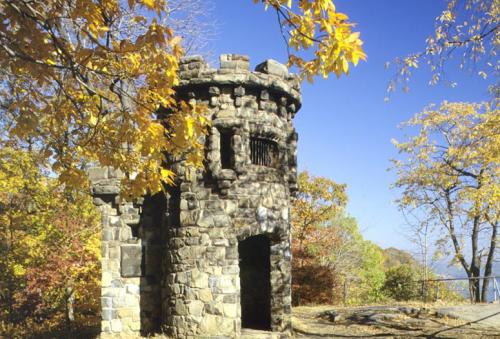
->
[89, 54, 301, 338]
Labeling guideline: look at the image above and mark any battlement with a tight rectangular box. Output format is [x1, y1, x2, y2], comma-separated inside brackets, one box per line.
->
[178, 54, 302, 112]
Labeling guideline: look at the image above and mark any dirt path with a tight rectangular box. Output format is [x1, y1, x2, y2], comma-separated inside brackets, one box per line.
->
[435, 304, 500, 328]
[292, 304, 500, 338]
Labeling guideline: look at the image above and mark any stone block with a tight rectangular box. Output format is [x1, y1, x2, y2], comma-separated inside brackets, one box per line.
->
[122, 213, 140, 226]
[198, 288, 213, 302]
[223, 303, 238, 318]
[200, 314, 220, 334]
[110, 318, 123, 332]
[190, 269, 209, 288]
[92, 184, 120, 195]
[109, 245, 120, 259]
[101, 297, 113, 308]
[187, 300, 205, 317]
[180, 55, 204, 64]
[255, 59, 289, 77]
[129, 321, 141, 331]
[101, 320, 111, 333]
[208, 86, 220, 95]
[102, 271, 112, 287]
[125, 284, 140, 295]
[88, 167, 108, 181]
[120, 244, 142, 277]
[220, 54, 250, 71]
[102, 228, 114, 241]
[102, 308, 117, 320]
[234, 86, 245, 96]
[223, 294, 237, 304]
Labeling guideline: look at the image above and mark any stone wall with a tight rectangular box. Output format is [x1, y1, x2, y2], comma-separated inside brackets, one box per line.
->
[91, 54, 301, 338]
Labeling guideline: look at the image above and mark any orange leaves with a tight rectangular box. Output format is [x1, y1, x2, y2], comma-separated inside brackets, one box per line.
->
[292, 171, 347, 252]
[255, 0, 366, 81]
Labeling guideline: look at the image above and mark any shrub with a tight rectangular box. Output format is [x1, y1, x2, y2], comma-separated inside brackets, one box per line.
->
[383, 265, 419, 301]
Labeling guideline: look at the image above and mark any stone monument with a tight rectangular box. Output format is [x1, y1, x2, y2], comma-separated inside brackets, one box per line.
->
[90, 54, 301, 338]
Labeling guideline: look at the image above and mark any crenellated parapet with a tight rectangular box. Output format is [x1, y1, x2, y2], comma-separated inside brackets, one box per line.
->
[178, 54, 301, 118]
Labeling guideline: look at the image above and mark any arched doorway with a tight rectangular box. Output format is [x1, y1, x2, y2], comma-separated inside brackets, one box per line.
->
[238, 235, 271, 330]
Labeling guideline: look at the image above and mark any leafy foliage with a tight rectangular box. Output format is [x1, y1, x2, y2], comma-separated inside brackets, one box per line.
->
[0, 0, 365, 198]
[392, 101, 499, 302]
[0, 147, 100, 338]
[383, 265, 420, 301]
[255, 0, 366, 82]
[291, 172, 386, 305]
[386, 0, 499, 98]
[0, 0, 211, 198]
[292, 171, 347, 261]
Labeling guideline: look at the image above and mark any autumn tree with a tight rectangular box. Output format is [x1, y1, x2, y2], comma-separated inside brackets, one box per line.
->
[0, 146, 101, 337]
[292, 171, 347, 264]
[291, 171, 346, 304]
[291, 172, 386, 305]
[392, 102, 499, 302]
[0, 0, 365, 198]
[386, 0, 499, 98]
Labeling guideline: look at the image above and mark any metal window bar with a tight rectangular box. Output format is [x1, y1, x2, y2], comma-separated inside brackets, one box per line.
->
[250, 138, 278, 167]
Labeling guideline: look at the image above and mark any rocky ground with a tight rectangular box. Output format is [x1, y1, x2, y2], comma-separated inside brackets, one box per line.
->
[292, 304, 500, 338]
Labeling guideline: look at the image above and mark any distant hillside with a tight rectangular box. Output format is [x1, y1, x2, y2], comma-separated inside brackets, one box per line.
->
[383, 247, 421, 270]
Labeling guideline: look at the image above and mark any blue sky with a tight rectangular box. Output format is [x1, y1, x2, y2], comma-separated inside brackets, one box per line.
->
[206, 0, 492, 250]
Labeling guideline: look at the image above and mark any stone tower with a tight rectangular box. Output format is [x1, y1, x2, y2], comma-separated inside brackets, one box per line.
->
[90, 54, 301, 338]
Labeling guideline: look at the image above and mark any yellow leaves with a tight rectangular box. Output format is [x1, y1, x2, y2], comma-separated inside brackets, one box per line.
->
[12, 264, 26, 277]
[256, 0, 366, 81]
[160, 168, 175, 185]
[0, 145, 102, 330]
[393, 101, 499, 228]
[143, 0, 156, 8]
[439, 10, 454, 22]
[404, 56, 419, 68]
[87, 116, 99, 130]
[0, 0, 195, 198]
[2, 0, 363, 200]
[135, 0, 167, 15]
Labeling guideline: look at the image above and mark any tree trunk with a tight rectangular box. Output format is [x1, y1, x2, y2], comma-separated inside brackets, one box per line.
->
[470, 208, 481, 302]
[65, 286, 75, 330]
[481, 220, 498, 302]
[469, 267, 481, 303]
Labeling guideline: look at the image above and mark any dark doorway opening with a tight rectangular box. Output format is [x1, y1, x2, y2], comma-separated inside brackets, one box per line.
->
[238, 235, 271, 330]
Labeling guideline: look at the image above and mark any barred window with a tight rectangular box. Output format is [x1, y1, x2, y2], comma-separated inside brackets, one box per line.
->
[250, 137, 279, 168]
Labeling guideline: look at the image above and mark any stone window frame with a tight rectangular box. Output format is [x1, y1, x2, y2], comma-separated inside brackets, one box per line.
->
[247, 128, 284, 172]
[219, 127, 235, 170]
[206, 125, 243, 179]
